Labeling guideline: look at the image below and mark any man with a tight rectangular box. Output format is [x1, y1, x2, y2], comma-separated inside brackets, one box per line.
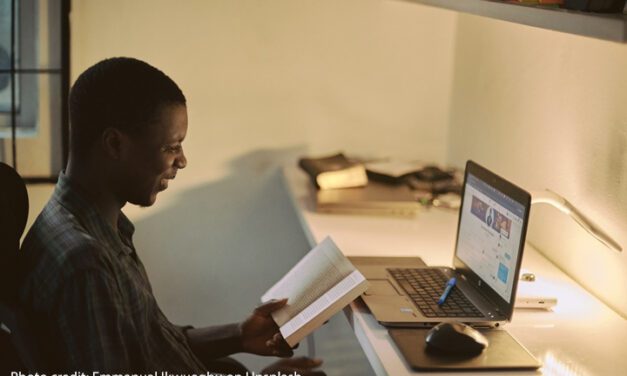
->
[19, 57, 324, 374]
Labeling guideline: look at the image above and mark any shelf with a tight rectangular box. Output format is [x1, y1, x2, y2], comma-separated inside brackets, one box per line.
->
[406, 0, 627, 43]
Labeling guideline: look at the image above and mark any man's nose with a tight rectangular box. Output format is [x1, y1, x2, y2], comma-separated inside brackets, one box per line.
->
[175, 150, 187, 169]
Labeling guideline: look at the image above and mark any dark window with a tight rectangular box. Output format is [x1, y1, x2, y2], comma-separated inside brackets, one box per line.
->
[0, 0, 70, 183]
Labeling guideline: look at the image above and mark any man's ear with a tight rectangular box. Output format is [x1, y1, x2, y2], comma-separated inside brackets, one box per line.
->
[101, 127, 129, 160]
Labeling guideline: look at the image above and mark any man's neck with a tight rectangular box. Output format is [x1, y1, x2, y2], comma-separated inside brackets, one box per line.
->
[66, 159, 124, 230]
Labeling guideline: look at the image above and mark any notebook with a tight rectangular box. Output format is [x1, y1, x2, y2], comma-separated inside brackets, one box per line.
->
[357, 160, 531, 327]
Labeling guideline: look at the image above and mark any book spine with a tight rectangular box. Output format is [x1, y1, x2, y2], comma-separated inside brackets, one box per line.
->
[298, 158, 323, 189]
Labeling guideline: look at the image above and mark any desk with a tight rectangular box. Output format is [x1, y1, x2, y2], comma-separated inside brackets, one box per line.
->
[281, 167, 627, 376]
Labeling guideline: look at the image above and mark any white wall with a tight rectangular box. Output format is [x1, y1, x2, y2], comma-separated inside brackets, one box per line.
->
[70, 0, 456, 190]
[446, 14, 627, 317]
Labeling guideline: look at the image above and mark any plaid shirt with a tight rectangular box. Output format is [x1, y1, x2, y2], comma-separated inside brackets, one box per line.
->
[19, 172, 237, 371]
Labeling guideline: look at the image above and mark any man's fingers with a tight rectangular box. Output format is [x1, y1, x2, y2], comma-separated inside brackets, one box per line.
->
[269, 333, 294, 357]
[265, 335, 291, 354]
[255, 298, 288, 315]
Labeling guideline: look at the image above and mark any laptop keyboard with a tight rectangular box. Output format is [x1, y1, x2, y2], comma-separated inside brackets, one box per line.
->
[387, 268, 484, 318]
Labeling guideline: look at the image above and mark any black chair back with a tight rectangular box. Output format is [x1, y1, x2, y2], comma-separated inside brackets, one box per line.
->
[0, 162, 29, 301]
[0, 162, 38, 370]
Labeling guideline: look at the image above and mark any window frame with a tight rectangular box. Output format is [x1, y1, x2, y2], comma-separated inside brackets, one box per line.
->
[0, 0, 70, 184]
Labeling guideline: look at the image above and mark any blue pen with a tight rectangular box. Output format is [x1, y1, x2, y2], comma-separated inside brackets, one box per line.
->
[437, 277, 456, 305]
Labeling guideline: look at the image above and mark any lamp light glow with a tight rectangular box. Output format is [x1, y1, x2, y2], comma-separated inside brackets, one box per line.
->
[530, 189, 622, 253]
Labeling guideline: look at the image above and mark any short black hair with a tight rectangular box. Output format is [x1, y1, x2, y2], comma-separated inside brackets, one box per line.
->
[69, 57, 186, 156]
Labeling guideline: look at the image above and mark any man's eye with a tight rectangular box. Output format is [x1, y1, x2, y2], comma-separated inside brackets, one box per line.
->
[164, 145, 181, 153]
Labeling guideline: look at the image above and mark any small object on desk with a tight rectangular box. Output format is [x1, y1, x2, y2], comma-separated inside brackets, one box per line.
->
[365, 161, 457, 186]
[406, 166, 461, 196]
[298, 152, 368, 190]
[407, 175, 461, 194]
[521, 272, 536, 282]
[414, 191, 434, 206]
[431, 192, 461, 210]
[515, 271, 558, 309]
[436, 277, 456, 305]
[364, 160, 427, 185]
[414, 165, 454, 182]
[425, 322, 488, 356]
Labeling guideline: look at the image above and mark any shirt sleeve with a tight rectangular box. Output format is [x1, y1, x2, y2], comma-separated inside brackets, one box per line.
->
[183, 323, 243, 361]
[52, 267, 139, 371]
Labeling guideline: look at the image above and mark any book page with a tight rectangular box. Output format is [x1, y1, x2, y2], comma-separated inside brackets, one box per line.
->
[261, 237, 355, 326]
[278, 270, 366, 340]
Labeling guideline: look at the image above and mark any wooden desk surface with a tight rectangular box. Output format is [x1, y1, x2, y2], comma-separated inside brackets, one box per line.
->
[282, 166, 627, 376]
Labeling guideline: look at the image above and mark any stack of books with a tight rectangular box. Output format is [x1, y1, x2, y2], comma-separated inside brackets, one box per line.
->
[298, 153, 421, 216]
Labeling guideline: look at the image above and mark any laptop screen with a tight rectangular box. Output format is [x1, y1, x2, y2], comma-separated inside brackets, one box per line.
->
[456, 173, 526, 303]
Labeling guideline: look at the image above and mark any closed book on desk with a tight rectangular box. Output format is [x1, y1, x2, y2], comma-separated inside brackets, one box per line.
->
[261, 237, 368, 347]
[299, 153, 368, 190]
[316, 181, 421, 217]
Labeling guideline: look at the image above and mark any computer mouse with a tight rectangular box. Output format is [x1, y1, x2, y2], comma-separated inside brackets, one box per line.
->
[425, 322, 489, 356]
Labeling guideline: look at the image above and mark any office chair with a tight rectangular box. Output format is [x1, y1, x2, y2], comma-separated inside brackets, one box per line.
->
[0, 162, 39, 370]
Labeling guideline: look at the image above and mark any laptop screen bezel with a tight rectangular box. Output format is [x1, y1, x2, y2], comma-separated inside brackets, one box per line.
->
[452, 160, 531, 321]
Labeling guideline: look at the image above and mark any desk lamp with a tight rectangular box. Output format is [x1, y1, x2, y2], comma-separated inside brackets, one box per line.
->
[530, 189, 622, 253]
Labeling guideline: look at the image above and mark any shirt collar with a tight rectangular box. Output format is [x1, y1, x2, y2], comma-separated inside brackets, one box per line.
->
[52, 171, 136, 255]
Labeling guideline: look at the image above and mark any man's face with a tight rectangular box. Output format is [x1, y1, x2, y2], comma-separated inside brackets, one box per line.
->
[119, 103, 188, 207]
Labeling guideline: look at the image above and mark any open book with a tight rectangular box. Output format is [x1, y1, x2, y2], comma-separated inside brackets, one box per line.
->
[261, 237, 369, 347]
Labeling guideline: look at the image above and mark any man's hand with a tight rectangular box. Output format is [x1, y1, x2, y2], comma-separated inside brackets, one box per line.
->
[239, 298, 293, 357]
[262, 357, 326, 376]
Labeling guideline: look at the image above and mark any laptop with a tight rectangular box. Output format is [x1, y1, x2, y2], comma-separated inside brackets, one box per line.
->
[358, 160, 531, 327]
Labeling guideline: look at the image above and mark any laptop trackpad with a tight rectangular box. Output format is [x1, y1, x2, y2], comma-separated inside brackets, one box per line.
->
[364, 280, 401, 296]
